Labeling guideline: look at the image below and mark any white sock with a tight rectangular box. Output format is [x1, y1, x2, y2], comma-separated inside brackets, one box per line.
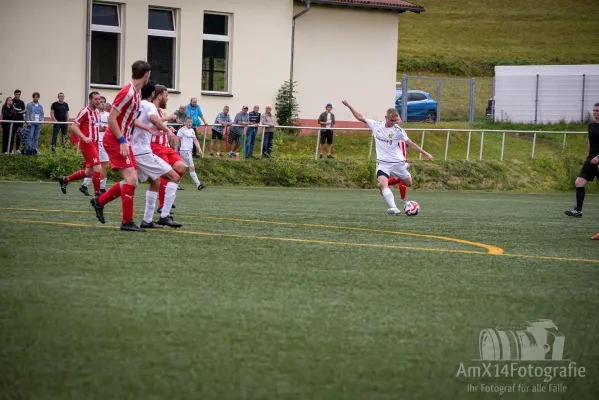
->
[100, 178, 107, 189]
[190, 171, 201, 187]
[382, 188, 397, 209]
[144, 190, 158, 223]
[82, 177, 93, 187]
[161, 182, 178, 218]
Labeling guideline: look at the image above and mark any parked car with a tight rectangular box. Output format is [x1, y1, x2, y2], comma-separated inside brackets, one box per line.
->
[395, 89, 438, 123]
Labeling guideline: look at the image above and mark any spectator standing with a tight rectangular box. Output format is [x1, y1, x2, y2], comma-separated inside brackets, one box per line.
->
[245, 105, 261, 158]
[2, 97, 21, 154]
[25, 92, 44, 155]
[318, 103, 336, 159]
[229, 105, 250, 158]
[186, 98, 207, 157]
[210, 105, 232, 157]
[50, 92, 70, 153]
[260, 105, 276, 158]
[12, 90, 26, 153]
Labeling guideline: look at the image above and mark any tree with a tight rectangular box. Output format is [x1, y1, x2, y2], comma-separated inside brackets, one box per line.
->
[275, 80, 301, 128]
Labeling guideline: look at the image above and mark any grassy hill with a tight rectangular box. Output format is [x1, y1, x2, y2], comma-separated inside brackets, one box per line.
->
[397, 0, 599, 76]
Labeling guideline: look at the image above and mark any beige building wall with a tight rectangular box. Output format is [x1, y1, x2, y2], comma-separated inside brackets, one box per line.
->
[292, 4, 399, 125]
[0, 0, 293, 123]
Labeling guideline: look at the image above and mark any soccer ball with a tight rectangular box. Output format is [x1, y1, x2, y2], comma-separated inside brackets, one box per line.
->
[404, 201, 420, 216]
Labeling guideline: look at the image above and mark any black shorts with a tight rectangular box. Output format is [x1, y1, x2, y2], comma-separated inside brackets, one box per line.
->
[579, 162, 599, 181]
[320, 130, 334, 145]
[212, 128, 224, 140]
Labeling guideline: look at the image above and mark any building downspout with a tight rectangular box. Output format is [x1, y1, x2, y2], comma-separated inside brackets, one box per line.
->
[290, 0, 311, 84]
[84, 0, 92, 105]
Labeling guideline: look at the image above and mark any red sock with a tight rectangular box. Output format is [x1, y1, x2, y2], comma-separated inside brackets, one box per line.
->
[65, 170, 87, 183]
[399, 181, 407, 200]
[158, 177, 168, 208]
[92, 171, 101, 196]
[98, 182, 121, 206]
[121, 184, 136, 223]
[388, 177, 399, 186]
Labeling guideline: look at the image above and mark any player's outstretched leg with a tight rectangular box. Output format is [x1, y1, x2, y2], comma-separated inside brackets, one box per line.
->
[57, 170, 87, 194]
[91, 180, 123, 224]
[592, 232, 599, 240]
[140, 179, 163, 229]
[565, 178, 586, 218]
[157, 170, 182, 228]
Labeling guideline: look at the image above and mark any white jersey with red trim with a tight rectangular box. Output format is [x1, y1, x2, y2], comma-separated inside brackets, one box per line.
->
[73, 106, 100, 142]
[130, 100, 158, 156]
[366, 119, 409, 163]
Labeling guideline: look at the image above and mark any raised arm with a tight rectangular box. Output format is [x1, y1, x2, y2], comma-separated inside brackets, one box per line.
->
[406, 139, 433, 160]
[341, 100, 366, 123]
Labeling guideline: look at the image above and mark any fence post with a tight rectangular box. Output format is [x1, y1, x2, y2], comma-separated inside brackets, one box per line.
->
[437, 78, 442, 123]
[419, 130, 425, 159]
[368, 133, 373, 160]
[479, 131, 484, 160]
[469, 78, 476, 123]
[202, 125, 207, 159]
[562, 133, 567, 154]
[581, 74, 586, 122]
[534, 74, 539, 123]
[500, 132, 506, 161]
[401, 74, 408, 123]
[259, 126, 266, 159]
[444, 130, 450, 161]
[8, 122, 14, 153]
[315, 129, 321, 161]
[466, 131, 472, 161]
[532, 132, 537, 159]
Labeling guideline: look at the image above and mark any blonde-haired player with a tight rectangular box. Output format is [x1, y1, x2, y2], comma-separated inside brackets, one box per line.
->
[176, 116, 205, 190]
[342, 100, 433, 215]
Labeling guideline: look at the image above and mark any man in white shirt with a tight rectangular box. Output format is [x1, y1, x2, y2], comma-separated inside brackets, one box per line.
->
[342, 100, 433, 216]
[177, 116, 205, 190]
[130, 83, 182, 229]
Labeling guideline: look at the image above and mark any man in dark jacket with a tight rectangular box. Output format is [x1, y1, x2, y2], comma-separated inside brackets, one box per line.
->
[318, 103, 336, 159]
[11, 89, 26, 153]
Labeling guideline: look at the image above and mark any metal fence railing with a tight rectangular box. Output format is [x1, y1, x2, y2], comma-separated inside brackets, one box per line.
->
[0, 120, 588, 161]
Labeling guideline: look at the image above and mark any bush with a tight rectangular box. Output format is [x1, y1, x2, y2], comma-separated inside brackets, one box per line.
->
[275, 80, 301, 129]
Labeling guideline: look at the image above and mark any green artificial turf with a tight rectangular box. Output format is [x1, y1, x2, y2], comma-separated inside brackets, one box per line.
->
[1, 182, 598, 399]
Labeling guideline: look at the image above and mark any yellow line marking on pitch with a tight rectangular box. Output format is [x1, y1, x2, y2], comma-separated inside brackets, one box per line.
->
[0, 207, 503, 255]
[0, 217, 597, 264]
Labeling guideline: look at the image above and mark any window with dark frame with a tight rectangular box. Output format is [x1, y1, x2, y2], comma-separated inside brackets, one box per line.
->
[90, 3, 121, 86]
[202, 13, 230, 93]
[148, 8, 177, 89]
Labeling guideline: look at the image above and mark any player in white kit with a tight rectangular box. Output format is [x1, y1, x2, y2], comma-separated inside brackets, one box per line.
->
[177, 115, 205, 190]
[130, 83, 182, 228]
[342, 100, 433, 215]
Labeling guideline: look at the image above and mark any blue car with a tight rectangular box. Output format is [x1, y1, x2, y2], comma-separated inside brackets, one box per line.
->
[395, 89, 438, 123]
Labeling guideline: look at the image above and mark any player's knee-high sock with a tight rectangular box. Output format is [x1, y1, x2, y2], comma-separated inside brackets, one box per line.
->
[92, 171, 101, 195]
[576, 187, 585, 211]
[381, 188, 397, 209]
[161, 182, 178, 218]
[65, 170, 87, 183]
[100, 178, 107, 190]
[98, 181, 122, 206]
[143, 191, 158, 223]
[158, 178, 168, 208]
[190, 171, 201, 187]
[388, 177, 399, 186]
[83, 177, 93, 187]
[121, 183, 136, 223]
[399, 181, 407, 200]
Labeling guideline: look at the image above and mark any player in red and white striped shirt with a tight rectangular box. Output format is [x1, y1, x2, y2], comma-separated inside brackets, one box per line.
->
[150, 86, 189, 211]
[57, 91, 103, 195]
[90, 61, 155, 232]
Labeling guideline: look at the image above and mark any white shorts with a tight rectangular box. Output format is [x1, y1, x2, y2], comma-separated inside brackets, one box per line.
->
[98, 141, 109, 163]
[180, 150, 194, 168]
[135, 153, 172, 183]
[376, 161, 411, 180]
